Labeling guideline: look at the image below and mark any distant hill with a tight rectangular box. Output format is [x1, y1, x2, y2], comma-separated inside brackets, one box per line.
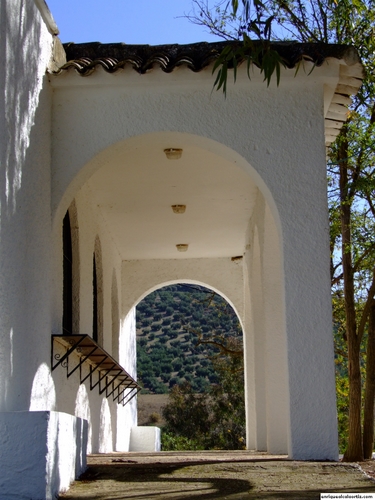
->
[136, 284, 242, 394]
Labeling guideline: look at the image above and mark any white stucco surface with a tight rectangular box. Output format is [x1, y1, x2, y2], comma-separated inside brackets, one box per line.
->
[0, 411, 87, 499]
[49, 59, 339, 459]
[0, 0, 54, 413]
[50, 180, 137, 454]
[0, 3, 138, 494]
[121, 258, 245, 321]
[130, 426, 161, 452]
[243, 199, 290, 454]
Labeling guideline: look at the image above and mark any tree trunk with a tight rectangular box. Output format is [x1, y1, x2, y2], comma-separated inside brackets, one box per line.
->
[363, 299, 375, 459]
[344, 332, 364, 461]
[339, 131, 364, 462]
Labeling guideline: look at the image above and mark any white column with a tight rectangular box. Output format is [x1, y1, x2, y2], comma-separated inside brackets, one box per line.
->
[262, 205, 289, 454]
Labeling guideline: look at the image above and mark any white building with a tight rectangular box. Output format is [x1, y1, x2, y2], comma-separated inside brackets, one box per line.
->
[0, 0, 363, 498]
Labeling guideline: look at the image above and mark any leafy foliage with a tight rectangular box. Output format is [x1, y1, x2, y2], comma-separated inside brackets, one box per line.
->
[162, 344, 246, 450]
[161, 432, 205, 451]
[186, 1, 287, 93]
[137, 284, 245, 450]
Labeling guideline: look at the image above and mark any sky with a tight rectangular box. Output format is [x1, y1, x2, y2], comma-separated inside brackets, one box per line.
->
[46, 0, 221, 45]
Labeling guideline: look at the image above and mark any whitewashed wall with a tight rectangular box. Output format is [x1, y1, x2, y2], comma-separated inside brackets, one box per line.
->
[0, 1, 91, 498]
[243, 192, 289, 454]
[51, 181, 137, 453]
[0, 5, 137, 498]
[51, 64, 338, 459]
[0, 0, 54, 413]
[0, 411, 87, 500]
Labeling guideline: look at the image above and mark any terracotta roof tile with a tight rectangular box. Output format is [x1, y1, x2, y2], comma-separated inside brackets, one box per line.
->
[52, 40, 364, 148]
[54, 40, 362, 76]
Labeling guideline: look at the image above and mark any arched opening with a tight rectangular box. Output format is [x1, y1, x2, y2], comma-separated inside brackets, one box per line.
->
[62, 200, 80, 334]
[62, 210, 73, 334]
[53, 131, 289, 455]
[111, 269, 120, 359]
[92, 253, 98, 342]
[136, 282, 245, 450]
[92, 236, 103, 345]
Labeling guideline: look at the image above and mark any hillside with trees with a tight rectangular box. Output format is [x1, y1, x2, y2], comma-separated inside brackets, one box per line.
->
[136, 284, 246, 449]
[136, 284, 242, 394]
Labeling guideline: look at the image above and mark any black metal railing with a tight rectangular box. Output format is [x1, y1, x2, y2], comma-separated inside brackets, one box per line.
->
[51, 334, 141, 406]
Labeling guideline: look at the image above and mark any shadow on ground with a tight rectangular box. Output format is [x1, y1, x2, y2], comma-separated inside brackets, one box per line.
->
[59, 453, 375, 500]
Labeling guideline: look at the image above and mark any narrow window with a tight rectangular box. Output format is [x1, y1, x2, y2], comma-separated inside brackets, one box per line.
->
[93, 253, 98, 342]
[93, 236, 103, 345]
[62, 211, 73, 334]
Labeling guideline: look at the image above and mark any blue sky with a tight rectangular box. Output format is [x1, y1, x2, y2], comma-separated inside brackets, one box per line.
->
[46, 0, 220, 45]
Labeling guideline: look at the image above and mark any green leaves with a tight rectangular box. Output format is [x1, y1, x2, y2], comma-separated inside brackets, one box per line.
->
[212, 43, 236, 94]
[212, 38, 286, 94]
[162, 354, 246, 450]
[231, 0, 240, 15]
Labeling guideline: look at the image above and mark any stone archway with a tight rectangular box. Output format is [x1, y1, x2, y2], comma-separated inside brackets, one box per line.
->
[120, 253, 288, 454]
[51, 128, 336, 459]
[51, 131, 290, 455]
[135, 281, 245, 443]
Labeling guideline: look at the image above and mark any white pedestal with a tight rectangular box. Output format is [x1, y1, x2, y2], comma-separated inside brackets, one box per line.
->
[129, 426, 161, 452]
[0, 411, 87, 499]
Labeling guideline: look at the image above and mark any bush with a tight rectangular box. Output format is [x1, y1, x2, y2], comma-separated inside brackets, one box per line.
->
[161, 431, 204, 451]
[162, 383, 212, 440]
[144, 307, 155, 317]
[169, 377, 179, 388]
[161, 362, 172, 374]
[162, 348, 245, 450]
[152, 380, 168, 394]
[149, 412, 161, 424]
[196, 367, 209, 378]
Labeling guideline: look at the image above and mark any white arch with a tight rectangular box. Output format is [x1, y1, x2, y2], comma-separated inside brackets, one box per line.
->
[50, 121, 338, 459]
[131, 279, 244, 332]
[121, 258, 247, 330]
[52, 131, 282, 244]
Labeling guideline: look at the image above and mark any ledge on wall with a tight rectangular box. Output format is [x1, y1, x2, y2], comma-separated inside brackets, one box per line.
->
[52, 334, 141, 406]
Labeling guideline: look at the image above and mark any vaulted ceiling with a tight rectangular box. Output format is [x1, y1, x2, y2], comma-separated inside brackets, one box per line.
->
[86, 139, 258, 260]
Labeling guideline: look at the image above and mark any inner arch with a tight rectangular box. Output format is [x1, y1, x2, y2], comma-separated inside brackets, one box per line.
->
[135, 281, 245, 448]
[132, 279, 243, 330]
[53, 132, 282, 259]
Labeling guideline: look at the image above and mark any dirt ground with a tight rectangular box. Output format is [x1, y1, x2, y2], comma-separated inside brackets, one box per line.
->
[137, 393, 168, 426]
[59, 451, 375, 499]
